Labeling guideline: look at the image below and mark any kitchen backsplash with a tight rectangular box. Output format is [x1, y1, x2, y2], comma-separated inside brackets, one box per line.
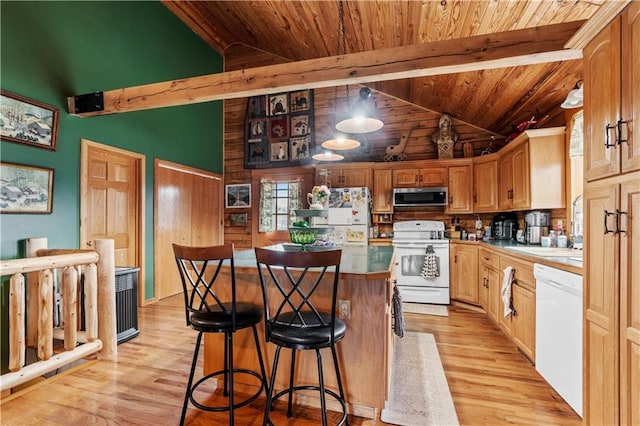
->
[389, 208, 567, 238]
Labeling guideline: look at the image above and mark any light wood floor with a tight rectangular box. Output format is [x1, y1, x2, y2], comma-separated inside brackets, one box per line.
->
[0, 296, 581, 425]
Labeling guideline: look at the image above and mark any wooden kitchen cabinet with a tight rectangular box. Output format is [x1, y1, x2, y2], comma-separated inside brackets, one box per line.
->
[473, 154, 499, 212]
[478, 247, 501, 323]
[510, 145, 530, 209]
[451, 243, 478, 305]
[585, 5, 640, 182]
[583, 6, 640, 425]
[583, 173, 640, 425]
[315, 163, 372, 188]
[498, 254, 536, 362]
[392, 167, 447, 188]
[447, 164, 473, 213]
[498, 127, 565, 211]
[510, 283, 535, 362]
[372, 168, 393, 213]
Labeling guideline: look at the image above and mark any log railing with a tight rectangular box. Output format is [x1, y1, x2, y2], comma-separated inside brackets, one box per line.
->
[0, 238, 117, 392]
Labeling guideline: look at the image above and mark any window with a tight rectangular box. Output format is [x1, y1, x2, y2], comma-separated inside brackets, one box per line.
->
[259, 178, 302, 232]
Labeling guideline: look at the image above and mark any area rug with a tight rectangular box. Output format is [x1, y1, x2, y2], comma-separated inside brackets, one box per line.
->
[402, 302, 449, 317]
[381, 332, 459, 426]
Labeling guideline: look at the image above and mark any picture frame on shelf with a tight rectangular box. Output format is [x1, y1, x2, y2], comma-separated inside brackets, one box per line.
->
[225, 183, 251, 208]
[0, 161, 54, 214]
[0, 90, 59, 151]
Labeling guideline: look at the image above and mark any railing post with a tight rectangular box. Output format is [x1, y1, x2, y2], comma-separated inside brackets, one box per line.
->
[8, 274, 25, 372]
[38, 269, 54, 361]
[26, 237, 48, 348]
[62, 266, 78, 351]
[84, 263, 98, 341]
[94, 239, 117, 360]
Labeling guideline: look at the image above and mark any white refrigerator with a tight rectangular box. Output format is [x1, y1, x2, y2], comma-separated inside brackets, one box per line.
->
[319, 187, 370, 246]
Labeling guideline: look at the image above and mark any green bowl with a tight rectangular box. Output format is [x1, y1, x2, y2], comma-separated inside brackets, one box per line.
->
[289, 228, 318, 244]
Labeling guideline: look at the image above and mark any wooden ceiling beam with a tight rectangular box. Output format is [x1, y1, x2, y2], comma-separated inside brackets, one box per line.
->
[67, 21, 584, 117]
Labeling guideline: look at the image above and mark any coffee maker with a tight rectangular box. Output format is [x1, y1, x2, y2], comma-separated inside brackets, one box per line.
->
[524, 210, 550, 244]
[492, 212, 518, 240]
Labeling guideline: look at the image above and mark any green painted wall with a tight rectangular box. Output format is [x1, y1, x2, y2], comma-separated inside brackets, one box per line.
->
[0, 1, 223, 373]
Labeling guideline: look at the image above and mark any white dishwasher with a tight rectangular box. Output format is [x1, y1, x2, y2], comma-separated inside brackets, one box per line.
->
[534, 263, 582, 417]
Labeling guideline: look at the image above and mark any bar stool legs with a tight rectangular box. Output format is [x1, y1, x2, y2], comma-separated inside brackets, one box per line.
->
[180, 325, 267, 426]
[262, 346, 348, 426]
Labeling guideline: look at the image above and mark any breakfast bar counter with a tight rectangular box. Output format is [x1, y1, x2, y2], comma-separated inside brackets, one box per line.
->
[203, 245, 396, 419]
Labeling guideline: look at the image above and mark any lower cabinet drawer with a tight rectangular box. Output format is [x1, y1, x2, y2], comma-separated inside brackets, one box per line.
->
[479, 247, 500, 270]
[499, 255, 535, 288]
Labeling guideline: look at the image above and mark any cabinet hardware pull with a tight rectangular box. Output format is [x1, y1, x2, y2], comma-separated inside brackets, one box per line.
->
[604, 210, 615, 234]
[605, 123, 616, 148]
[454, 255, 458, 263]
[615, 209, 628, 234]
[484, 256, 489, 261]
[473, 195, 477, 203]
[617, 119, 628, 145]
[449, 196, 453, 204]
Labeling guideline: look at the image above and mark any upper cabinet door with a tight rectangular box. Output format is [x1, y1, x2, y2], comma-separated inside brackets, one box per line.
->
[446, 165, 473, 213]
[473, 158, 498, 212]
[392, 169, 418, 187]
[511, 144, 531, 210]
[621, 3, 640, 174]
[372, 169, 393, 213]
[418, 167, 447, 187]
[584, 17, 621, 181]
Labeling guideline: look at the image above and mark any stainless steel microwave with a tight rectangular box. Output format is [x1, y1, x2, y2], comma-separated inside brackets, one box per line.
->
[393, 187, 448, 207]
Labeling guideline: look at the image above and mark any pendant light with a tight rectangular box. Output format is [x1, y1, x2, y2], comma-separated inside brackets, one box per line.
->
[335, 86, 384, 134]
[561, 80, 583, 109]
[312, 150, 345, 161]
[318, 0, 361, 154]
[321, 131, 360, 151]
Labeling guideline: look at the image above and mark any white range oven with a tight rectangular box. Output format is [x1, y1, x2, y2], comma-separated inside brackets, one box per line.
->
[392, 220, 450, 304]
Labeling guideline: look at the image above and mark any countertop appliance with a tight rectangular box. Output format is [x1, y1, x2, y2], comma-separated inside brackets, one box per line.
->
[392, 220, 450, 304]
[534, 263, 583, 417]
[313, 187, 370, 246]
[392, 187, 447, 207]
[491, 212, 518, 240]
[525, 210, 550, 244]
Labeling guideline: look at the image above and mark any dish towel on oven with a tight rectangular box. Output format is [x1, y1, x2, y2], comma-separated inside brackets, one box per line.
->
[420, 245, 439, 279]
[501, 266, 514, 318]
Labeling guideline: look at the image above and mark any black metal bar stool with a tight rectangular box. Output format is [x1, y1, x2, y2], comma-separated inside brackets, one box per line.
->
[255, 247, 348, 426]
[173, 243, 267, 425]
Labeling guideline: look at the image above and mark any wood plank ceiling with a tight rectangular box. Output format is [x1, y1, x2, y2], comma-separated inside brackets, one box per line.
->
[163, 0, 603, 161]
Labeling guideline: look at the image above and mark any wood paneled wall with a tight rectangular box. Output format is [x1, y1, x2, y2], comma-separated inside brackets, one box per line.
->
[222, 45, 567, 248]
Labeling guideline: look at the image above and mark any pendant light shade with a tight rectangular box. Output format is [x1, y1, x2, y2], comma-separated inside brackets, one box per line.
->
[335, 87, 384, 134]
[312, 150, 345, 161]
[561, 80, 583, 109]
[321, 133, 360, 151]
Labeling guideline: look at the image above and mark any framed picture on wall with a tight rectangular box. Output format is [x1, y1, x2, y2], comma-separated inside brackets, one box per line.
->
[0, 90, 59, 151]
[0, 161, 54, 214]
[225, 183, 251, 208]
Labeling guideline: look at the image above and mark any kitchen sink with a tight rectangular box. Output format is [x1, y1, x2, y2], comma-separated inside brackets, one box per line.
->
[503, 246, 583, 258]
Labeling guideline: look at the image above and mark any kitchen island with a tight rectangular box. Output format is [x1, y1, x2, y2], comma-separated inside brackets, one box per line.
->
[203, 245, 395, 419]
